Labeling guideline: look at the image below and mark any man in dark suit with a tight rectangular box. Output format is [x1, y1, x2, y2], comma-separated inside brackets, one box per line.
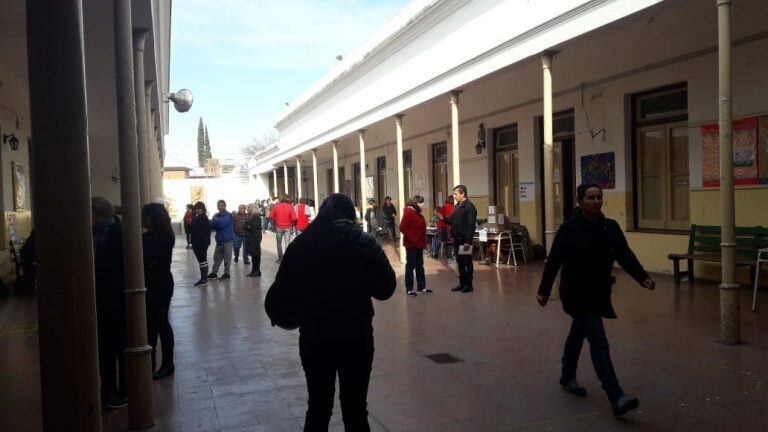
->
[440, 184, 477, 293]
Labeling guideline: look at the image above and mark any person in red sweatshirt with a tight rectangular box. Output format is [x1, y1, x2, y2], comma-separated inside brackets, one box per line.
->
[269, 196, 297, 262]
[295, 197, 310, 235]
[399, 195, 431, 297]
[432, 198, 454, 258]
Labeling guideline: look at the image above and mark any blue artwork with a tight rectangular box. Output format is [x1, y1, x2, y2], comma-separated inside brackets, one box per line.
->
[580, 152, 615, 189]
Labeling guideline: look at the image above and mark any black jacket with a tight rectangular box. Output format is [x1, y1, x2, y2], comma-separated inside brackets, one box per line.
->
[244, 215, 262, 255]
[538, 210, 649, 318]
[142, 230, 175, 295]
[445, 199, 477, 241]
[381, 203, 397, 222]
[190, 213, 211, 249]
[93, 218, 126, 326]
[264, 218, 396, 340]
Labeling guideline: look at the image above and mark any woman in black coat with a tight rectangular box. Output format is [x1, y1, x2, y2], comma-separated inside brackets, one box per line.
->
[142, 203, 176, 380]
[245, 203, 262, 277]
[190, 201, 212, 286]
[537, 183, 655, 417]
[265, 194, 396, 432]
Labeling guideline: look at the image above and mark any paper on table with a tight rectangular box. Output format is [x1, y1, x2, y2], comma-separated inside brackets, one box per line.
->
[458, 245, 473, 255]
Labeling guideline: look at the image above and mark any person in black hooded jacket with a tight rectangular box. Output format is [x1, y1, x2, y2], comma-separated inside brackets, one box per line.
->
[537, 183, 655, 418]
[265, 193, 396, 432]
[190, 201, 212, 286]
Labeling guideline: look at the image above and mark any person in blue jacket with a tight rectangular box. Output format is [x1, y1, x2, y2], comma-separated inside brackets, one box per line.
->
[208, 199, 235, 280]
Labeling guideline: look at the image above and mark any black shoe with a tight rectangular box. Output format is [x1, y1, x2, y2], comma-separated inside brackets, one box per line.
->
[193, 278, 208, 287]
[461, 286, 474, 293]
[451, 285, 464, 292]
[207, 272, 217, 279]
[105, 395, 127, 410]
[612, 395, 639, 417]
[407, 290, 417, 297]
[219, 273, 230, 280]
[247, 271, 261, 277]
[244, 260, 250, 265]
[417, 288, 433, 294]
[234, 256, 239, 263]
[152, 364, 175, 380]
[559, 379, 587, 396]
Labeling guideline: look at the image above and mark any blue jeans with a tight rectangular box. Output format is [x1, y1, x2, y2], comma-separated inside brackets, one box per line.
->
[405, 248, 426, 292]
[561, 315, 624, 402]
[233, 234, 249, 261]
[276, 228, 292, 259]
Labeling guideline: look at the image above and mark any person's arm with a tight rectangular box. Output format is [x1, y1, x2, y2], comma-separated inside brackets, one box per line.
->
[209, 214, 219, 229]
[537, 225, 567, 304]
[613, 222, 654, 289]
[264, 244, 304, 329]
[398, 209, 410, 235]
[365, 239, 397, 300]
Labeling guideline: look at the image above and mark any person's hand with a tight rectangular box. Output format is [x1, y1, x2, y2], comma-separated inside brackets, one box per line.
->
[537, 294, 548, 307]
[437, 213, 444, 220]
[642, 278, 656, 290]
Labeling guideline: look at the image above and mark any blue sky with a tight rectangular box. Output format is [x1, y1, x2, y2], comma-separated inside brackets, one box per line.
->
[164, 0, 410, 168]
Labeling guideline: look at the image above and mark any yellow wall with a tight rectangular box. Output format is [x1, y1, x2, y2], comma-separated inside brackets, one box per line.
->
[520, 198, 542, 245]
[690, 186, 768, 226]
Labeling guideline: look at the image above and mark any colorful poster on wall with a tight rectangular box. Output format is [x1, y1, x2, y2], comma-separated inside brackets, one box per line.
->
[701, 117, 759, 187]
[12, 162, 27, 210]
[580, 152, 616, 189]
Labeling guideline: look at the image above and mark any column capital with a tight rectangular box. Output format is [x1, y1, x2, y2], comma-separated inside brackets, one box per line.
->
[144, 80, 155, 94]
[358, 129, 367, 135]
[541, 50, 559, 68]
[394, 114, 405, 124]
[450, 90, 462, 104]
[132, 29, 148, 51]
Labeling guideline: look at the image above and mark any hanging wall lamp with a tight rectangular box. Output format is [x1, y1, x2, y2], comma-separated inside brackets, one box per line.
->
[3, 133, 19, 151]
[475, 123, 486, 154]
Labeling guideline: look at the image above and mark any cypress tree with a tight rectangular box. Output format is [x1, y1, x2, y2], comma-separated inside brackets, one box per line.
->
[204, 124, 212, 159]
[197, 117, 205, 167]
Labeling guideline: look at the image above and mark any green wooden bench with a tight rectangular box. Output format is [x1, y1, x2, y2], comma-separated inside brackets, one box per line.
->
[668, 225, 767, 285]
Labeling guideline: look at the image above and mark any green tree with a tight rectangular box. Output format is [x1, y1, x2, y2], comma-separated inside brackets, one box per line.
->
[197, 117, 205, 167]
[204, 124, 212, 159]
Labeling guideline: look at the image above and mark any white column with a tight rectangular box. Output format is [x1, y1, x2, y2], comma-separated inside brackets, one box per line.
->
[296, 156, 303, 199]
[312, 149, 320, 207]
[272, 169, 278, 197]
[359, 130, 367, 230]
[283, 161, 289, 198]
[395, 115, 406, 262]
[450, 91, 461, 187]
[332, 141, 340, 193]
[542, 53, 555, 251]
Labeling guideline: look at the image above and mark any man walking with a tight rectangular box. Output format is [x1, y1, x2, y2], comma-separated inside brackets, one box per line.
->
[440, 185, 477, 293]
[208, 199, 235, 280]
[232, 204, 250, 265]
[269, 195, 297, 263]
[381, 196, 398, 243]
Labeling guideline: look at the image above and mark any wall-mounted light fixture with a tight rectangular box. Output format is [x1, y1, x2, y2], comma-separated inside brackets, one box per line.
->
[3, 133, 19, 151]
[474, 123, 486, 155]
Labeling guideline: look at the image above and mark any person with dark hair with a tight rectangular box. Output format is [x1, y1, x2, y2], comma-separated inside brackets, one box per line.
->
[537, 183, 656, 417]
[265, 193, 396, 432]
[232, 204, 251, 265]
[190, 201, 211, 286]
[269, 195, 297, 263]
[381, 196, 398, 243]
[295, 197, 310, 236]
[209, 199, 235, 280]
[183, 204, 194, 249]
[400, 195, 430, 296]
[91, 197, 127, 409]
[440, 184, 477, 293]
[142, 203, 176, 380]
[364, 199, 386, 245]
[245, 203, 263, 277]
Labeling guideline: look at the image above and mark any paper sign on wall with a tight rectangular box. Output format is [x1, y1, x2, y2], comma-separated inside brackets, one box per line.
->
[519, 182, 536, 202]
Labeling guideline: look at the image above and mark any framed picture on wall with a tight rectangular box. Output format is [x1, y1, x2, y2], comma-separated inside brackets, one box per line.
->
[190, 186, 206, 205]
[12, 162, 27, 210]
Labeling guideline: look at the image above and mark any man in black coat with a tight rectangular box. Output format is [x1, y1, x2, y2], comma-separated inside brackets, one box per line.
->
[440, 184, 477, 293]
[537, 183, 655, 417]
[265, 194, 396, 432]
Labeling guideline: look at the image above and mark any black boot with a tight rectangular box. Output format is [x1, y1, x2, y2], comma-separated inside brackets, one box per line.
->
[194, 265, 209, 286]
[247, 255, 261, 277]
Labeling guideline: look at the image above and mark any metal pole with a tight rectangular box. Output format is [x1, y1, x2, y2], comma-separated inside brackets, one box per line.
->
[132, 30, 150, 205]
[717, 0, 740, 344]
[542, 53, 556, 251]
[359, 130, 367, 231]
[332, 141, 340, 193]
[26, 1, 101, 429]
[312, 149, 320, 207]
[395, 115, 407, 263]
[296, 156, 303, 200]
[115, 1, 155, 428]
[450, 91, 461, 186]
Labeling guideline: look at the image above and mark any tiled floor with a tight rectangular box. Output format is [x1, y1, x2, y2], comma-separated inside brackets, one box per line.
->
[2, 233, 767, 431]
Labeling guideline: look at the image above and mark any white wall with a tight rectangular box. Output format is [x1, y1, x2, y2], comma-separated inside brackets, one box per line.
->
[163, 175, 268, 222]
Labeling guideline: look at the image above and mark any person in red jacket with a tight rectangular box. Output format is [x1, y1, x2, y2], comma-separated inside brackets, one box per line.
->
[432, 198, 454, 258]
[295, 197, 310, 235]
[269, 196, 297, 262]
[399, 195, 431, 296]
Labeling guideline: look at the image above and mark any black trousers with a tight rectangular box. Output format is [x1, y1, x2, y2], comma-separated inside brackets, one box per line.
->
[147, 287, 175, 369]
[300, 336, 374, 432]
[405, 248, 426, 291]
[561, 315, 624, 402]
[453, 241, 474, 288]
[386, 220, 398, 242]
[97, 314, 126, 400]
